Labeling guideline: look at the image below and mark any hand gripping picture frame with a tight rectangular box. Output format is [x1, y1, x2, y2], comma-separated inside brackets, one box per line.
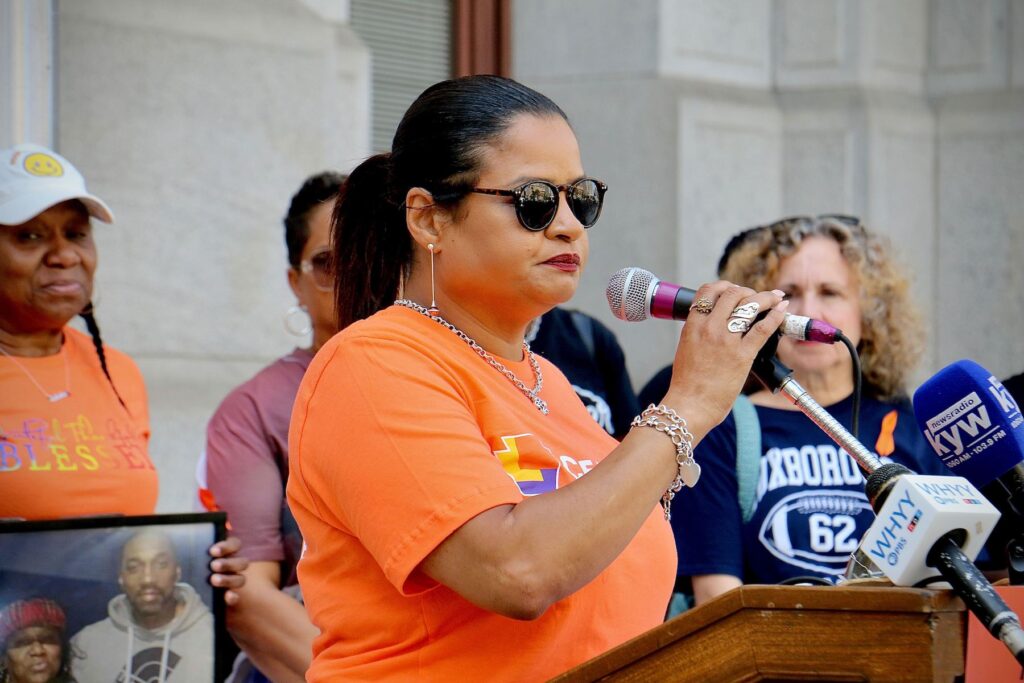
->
[0, 512, 229, 683]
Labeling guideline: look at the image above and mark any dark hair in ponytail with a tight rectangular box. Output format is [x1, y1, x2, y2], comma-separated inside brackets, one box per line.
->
[333, 154, 405, 330]
[79, 303, 127, 410]
[332, 75, 568, 330]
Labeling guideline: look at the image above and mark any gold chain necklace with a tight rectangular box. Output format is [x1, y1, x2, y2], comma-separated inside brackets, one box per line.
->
[394, 299, 549, 415]
[0, 343, 72, 402]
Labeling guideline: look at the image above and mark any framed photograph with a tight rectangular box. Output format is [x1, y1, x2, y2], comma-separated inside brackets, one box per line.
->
[0, 512, 229, 683]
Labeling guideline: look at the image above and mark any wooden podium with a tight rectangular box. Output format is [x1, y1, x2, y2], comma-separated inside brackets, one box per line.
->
[552, 585, 967, 682]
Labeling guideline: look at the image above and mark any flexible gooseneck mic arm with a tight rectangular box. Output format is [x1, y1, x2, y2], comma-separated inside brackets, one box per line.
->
[751, 346, 1024, 663]
[749, 340, 884, 475]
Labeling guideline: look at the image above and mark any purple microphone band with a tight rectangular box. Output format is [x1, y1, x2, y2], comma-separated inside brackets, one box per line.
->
[806, 319, 841, 344]
[605, 266, 842, 343]
[650, 281, 678, 320]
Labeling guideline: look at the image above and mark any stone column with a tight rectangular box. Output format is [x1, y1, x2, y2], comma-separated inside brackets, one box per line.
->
[928, 0, 1024, 376]
[514, 0, 1024, 391]
[0, 0, 55, 147]
[775, 0, 937, 377]
[515, 0, 782, 389]
[55, 0, 370, 510]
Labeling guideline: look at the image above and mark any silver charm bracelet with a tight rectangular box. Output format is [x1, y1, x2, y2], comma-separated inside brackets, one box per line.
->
[631, 403, 700, 520]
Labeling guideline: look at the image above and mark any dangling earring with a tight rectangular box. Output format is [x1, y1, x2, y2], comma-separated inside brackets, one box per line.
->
[284, 304, 311, 336]
[427, 243, 439, 316]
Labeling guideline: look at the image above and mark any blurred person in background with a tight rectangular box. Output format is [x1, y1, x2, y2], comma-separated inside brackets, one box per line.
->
[1002, 371, 1022, 406]
[650, 216, 946, 607]
[201, 171, 345, 682]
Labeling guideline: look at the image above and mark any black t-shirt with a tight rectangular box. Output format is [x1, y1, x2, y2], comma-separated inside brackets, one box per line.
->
[1003, 372, 1024, 406]
[638, 365, 673, 410]
[529, 308, 640, 438]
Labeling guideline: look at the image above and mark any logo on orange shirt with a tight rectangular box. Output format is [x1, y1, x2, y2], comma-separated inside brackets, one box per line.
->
[493, 434, 596, 495]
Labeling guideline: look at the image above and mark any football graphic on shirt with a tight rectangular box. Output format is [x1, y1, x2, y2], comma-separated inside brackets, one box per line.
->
[757, 490, 874, 575]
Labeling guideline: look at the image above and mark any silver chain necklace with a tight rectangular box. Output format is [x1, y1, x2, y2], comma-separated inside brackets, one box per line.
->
[0, 344, 72, 402]
[394, 299, 549, 415]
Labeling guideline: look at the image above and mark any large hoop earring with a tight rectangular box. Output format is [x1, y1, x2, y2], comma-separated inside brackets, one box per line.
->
[284, 304, 311, 337]
[427, 243, 439, 316]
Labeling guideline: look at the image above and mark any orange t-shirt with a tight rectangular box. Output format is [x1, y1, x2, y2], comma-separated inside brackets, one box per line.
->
[287, 306, 676, 681]
[0, 327, 157, 520]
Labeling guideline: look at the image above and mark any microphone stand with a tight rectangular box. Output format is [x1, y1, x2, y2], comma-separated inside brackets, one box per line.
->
[749, 339, 1024, 662]
[749, 338, 883, 475]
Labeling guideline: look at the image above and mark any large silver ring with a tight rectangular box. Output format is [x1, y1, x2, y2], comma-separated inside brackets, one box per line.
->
[730, 301, 760, 320]
[727, 318, 751, 334]
[690, 297, 714, 315]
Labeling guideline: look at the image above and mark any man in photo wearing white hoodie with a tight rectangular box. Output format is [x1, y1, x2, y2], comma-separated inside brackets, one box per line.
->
[71, 529, 214, 682]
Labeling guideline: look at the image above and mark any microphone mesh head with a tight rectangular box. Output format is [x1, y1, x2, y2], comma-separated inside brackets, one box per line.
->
[606, 267, 656, 322]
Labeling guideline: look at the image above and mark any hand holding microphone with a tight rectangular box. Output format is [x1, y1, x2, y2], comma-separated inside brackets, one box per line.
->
[606, 267, 843, 343]
[606, 268, 789, 432]
[607, 266, 861, 422]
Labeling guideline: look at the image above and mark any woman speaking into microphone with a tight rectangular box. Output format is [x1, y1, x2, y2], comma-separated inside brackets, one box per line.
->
[286, 75, 789, 681]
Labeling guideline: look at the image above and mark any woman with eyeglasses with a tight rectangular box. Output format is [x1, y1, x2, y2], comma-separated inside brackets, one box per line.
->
[285, 75, 790, 681]
[651, 216, 947, 608]
[202, 171, 344, 683]
[0, 144, 246, 599]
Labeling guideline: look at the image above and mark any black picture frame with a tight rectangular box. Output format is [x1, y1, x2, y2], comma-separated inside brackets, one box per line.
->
[0, 512, 229, 683]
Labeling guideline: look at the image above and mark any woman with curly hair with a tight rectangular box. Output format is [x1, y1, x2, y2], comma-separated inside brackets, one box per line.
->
[653, 216, 946, 605]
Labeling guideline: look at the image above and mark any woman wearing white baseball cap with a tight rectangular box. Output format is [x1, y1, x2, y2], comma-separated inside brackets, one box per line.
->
[0, 144, 245, 600]
[0, 143, 157, 522]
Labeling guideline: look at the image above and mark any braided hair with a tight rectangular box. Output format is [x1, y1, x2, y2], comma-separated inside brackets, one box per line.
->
[79, 302, 127, 410]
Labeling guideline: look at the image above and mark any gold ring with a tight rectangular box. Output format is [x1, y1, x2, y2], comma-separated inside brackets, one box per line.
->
[690, 297, 714, 315]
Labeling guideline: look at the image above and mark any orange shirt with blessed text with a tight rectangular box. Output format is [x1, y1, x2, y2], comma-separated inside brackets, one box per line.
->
[0, 327, 157, 520]
[287, 306, 676, 682]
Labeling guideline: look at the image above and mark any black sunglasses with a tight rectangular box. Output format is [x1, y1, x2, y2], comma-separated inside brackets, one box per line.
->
[717, 214, 864, 275]
[469, 178, 608, 231]
[767, 214, 862, 230]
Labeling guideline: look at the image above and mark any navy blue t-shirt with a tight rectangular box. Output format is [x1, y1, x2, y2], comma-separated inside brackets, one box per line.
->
[528, 307, 640, 438]
[673, 395, 946, 585]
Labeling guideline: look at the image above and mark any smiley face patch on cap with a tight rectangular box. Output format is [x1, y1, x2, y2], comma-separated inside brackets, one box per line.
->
[0, 143, 114, 224]
[23, 152, 65, 177]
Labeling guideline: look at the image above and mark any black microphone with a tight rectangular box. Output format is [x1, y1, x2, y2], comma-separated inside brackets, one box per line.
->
[605, 267, 842, 343]
[855, 463, 1024, 663]
[846, 359, 1024, 663]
